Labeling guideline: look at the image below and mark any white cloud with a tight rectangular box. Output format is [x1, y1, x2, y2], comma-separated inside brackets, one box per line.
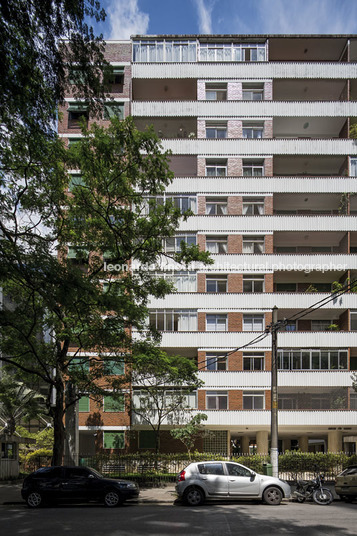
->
[258, 0, 357, 34]
[194, 0, 214, 34]
[107, 0, 149, 40]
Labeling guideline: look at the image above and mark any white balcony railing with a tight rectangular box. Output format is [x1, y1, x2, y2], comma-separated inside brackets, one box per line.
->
[157, 331, 357, 349]
[160, 138, 357, 156]
[177, 215, 357, 233]
[133, 61, 357, 80]
[191, 409, 357, 427]
[132, 100, 357, 118]
[148, 292, 357, 310]
[167, 177, 357, 194]
[198, 370, 353, 389]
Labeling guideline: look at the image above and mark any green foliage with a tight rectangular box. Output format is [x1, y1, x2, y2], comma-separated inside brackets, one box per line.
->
[170, 414, 208, 458]
[0, 373, 46, 435]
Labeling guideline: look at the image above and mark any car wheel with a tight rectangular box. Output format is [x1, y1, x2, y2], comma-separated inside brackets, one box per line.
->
[183, 487, 205, 506]
[263, 486, 283, 505]
[104, 489, 122, 507]
[26, 491, 43, 508]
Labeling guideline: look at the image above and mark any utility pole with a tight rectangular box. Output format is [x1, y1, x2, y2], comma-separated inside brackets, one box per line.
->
[271, 306, 279, 478]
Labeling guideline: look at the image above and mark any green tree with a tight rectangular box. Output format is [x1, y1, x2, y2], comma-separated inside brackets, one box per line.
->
[0, 118, 211, 465]
[0, 372, 45, 436]
[170, 413, 208, 459]
[130, 349, 202, 458]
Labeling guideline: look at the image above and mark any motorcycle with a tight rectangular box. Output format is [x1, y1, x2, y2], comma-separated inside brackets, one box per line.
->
[293, 473, 333, 505]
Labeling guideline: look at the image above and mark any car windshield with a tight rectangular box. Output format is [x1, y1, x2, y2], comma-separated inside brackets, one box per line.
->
[340, 467, 357, 476]
[88, 468, 104, 479]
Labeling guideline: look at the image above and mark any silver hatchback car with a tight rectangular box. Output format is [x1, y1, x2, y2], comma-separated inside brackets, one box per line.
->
[176, 460, 291, 506]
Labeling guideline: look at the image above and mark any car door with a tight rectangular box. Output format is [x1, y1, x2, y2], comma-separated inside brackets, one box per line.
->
[340, 466, 357, 494]
[226, 462, 260, 496]
[61, 467, 92, 501]
[34, 467, 64, 500]
[197, 462, 228, 496]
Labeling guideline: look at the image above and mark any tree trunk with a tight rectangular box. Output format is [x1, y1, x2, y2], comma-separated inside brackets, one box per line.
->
[52, 374, 65, 466]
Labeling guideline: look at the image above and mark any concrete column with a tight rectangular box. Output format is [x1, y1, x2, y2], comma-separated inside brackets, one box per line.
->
[328, 430, 343, 452]
[282, 439, 290, 452]
[241, 436, 250, 455]
[298, 436, 309, 453]
[256, 431, 269, 455]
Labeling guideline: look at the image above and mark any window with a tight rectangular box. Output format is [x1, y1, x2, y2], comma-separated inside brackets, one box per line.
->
[243, 391, 265, 409]
[206, 275, 227, 293]
[149, 310, 198, 331]
[242, 123, 264, 139]
[206, 123, 227, 139]
[165, 390, 197, 409]
[206, 197, 228, 215]
[67, 246, 89, 263]
[103, 395, 124, 412]
[350, 158, 357, 177]
[206, 314, 228, 331]
[199, 43, 266, 62]
[206, 391, 228, 409]
[243, 352, 265, 370]
[226, 463, 252, 477]
[68, 357, 90, 372]
[103, 359, 124, 375]
[205, 83, 227, 101]
[242, 236, 265, 254]
[78, 396, 90, 412]
[133, 40, 197, 62]
[206, 352, 228, 371]
[206, 236, 228, 254]
[350, 393, 357, 410]
[242, 160, 264, 176]
[69, 174, 85, 192]
[139, 430, 156, 449]
[276, 283, 297, 293]
[278, 349, 348, 370]
[103, 431, 124, 449]
[242, 83, 264, 100]
[162, 271, 197, 292]
[242, 197, 265, 215]
[105, 66, 124, 85]
[311, 320, 333, 331]
[1, 442, 15, 459]
[103, 102, 124, 120]
[205, 160, 227, 176]
[351, 311, 357, 330]
[278, 395, 297, 410]
[243, 314, 264, 332]
[145, 195, 197, 215]
[67, 103, 88, 127]
[198, 463, 224, 475]
[284, 321, 297, 332]
[163, 234, 196, 253]
[243, 275, 264, 293]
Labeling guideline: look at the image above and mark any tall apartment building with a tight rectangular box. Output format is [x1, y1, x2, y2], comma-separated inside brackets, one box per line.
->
[59, 35, 357, 457]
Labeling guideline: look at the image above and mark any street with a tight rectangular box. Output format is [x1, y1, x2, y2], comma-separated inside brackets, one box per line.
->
[0, 483, 356, 536]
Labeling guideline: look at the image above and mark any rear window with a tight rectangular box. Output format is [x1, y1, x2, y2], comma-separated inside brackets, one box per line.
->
[33, 467, 62, 479]
[198, 463, 224, 475]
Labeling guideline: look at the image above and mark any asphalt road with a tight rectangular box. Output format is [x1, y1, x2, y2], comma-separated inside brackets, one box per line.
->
[0, 483, 356, 536]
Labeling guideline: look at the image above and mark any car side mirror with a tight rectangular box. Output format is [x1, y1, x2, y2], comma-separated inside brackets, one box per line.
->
[250, 473, 256, 482]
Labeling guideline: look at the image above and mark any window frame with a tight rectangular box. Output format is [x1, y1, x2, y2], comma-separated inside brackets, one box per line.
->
[243, 314, 265, 332]
[206, 314, 228, 331]
[206, 391, 228, 410]
[243, 391, 265, 410]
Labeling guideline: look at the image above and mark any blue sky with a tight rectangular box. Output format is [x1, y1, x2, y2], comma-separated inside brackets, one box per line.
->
[91, 0, 357, 40]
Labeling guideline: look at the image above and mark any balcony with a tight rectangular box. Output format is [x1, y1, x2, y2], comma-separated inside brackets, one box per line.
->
[132, 62, 356, 80]
[156, 331, 357, 349]
[148, 292, 357, 310]
[198, 370, 353, 389]
[166, 176, 357, 194]
[177, 215, 355, 232]
[191, 409, 357, 427]
[131, 100, 357, 118]
[159, 138, 357, 156]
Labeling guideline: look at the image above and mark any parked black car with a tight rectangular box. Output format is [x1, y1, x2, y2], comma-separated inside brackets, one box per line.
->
[21, 466, 139, 508]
